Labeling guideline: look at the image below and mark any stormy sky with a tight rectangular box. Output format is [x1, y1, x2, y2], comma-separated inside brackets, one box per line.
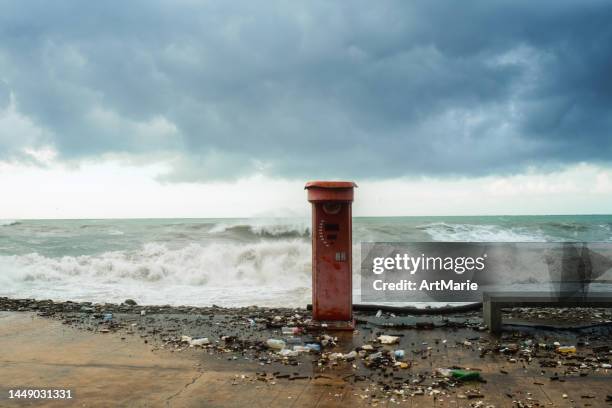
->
[1, 1, 611, 217]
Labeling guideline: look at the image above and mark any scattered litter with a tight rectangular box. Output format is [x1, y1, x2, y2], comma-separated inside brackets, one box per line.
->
[4, 297, 611, 406]
[378, 335, 400, 344]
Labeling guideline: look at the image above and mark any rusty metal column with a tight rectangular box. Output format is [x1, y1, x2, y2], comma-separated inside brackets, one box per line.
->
[305, 181, 356, 330]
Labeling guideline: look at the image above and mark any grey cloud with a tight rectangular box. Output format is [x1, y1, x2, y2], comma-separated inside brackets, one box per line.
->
[0, 0, 611, 179]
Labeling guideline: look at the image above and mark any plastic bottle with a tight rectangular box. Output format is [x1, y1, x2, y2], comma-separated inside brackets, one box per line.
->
[437, 368, 481, 381]
[450, 369, 481, 381]
[266, 339, 286, 350]
[190, 337, 210, 346]
[305, 343, 321, 352]
[281, 327, 301, 335]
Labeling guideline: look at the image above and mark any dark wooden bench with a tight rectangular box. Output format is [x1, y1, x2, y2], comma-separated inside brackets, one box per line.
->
[483, 291, 612, 333]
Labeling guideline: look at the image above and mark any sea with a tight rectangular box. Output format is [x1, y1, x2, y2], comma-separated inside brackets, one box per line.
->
[1, 215, 611, 307]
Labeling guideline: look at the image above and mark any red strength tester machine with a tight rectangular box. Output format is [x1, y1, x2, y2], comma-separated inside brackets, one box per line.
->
[305, 181, 356, 330]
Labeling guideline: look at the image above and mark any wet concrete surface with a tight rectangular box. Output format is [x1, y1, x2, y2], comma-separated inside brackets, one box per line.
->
[1, 298, 611, 407]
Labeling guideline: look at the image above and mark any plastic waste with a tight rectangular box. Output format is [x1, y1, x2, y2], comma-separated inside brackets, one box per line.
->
[556, 346, 576, 354]
[278, 349, 298, 357]
[266, 339, 286, 350]
[378, 335, 400, 344]
[285, 336, 302, 344]
[305, 343, 321, 352]
[103, 313, 113, 321]
[394, 349, 405, 360]
[190, 337, 210, 346]
[320, 334, 336, 347]
[367, 352, 382, 361]
[376, 310, 383, 318]
[436, 368, 481, 381]
[293, 346, 310, 353]
[436, 368, 452, 377]
[328, 352, 344, 360]
[281, 326, 301, 335]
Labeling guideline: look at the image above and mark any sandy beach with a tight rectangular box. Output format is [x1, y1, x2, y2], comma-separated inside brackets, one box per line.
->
[1, 298, 611, 407]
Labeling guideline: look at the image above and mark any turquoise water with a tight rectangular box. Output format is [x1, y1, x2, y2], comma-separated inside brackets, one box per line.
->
[0, 215, 611, 306]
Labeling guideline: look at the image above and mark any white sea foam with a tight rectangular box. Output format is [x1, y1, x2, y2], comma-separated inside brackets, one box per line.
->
[0, 219, 19, 227]
[422, 222, 546, 242]
[0, 240, 313, 307]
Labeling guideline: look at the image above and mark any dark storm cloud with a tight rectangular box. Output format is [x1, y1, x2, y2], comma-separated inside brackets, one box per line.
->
[0, 0, 611, 179]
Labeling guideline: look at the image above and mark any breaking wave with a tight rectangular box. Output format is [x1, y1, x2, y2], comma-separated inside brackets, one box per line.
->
[420, 222, 546, 242]
[0, 219, 19, 227]
[0, 240, 313, 306]
[209, 220, 310, 239]
[0, 241, 311, 286]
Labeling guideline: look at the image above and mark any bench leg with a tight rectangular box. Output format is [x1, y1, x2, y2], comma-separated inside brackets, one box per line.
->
[483, 301, 502, 334]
